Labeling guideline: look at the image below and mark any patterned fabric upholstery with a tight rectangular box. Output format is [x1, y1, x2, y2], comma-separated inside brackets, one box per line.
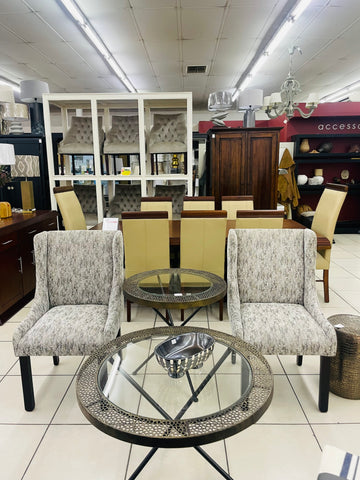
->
[13, 230, 124, 357]
[227, 228, 336, 356]
[155, 184, 186, 218]
[149, 113, 187, 153]
[58, 116, 105, 154]
[103, 115, 140, 154]
[108, 184, 141, 218]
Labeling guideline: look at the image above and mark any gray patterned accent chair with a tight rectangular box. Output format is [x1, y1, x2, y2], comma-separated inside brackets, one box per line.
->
[108, 184, 141, 218]
[13, 230, 124, 411]
[227, 228, 337, 412]
[155, 184, 186, 219]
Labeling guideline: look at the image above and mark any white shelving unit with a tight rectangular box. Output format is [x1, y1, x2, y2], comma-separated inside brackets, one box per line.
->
[43, 92, 193, 223]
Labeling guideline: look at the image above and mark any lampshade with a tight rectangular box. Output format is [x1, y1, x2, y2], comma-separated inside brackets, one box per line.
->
[11, 155, 40, 177]
[2, 103, 28, 121]
[20, 80, 49, 103]
[237, 89, 263, 110]
[0, 143, 16, 165]
[0, 85, 15, 104]
[208, 91, 233, 111]
[262, 96, 271, 108]
[305, 93, 319, 107]
[270, 92, 282, 105]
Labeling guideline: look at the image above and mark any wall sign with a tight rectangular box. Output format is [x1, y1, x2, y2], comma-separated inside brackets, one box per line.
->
[317, 122, 360, 132]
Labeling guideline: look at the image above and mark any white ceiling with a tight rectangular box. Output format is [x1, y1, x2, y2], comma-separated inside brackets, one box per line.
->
[1, 0, 360, 110]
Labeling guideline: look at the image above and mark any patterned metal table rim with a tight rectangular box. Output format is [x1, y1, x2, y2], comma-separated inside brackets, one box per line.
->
[123, 268, 226, 310]
[76, 326, 273, 448]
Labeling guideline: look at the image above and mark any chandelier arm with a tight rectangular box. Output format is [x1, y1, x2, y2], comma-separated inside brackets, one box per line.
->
[293, 105, 317, 119]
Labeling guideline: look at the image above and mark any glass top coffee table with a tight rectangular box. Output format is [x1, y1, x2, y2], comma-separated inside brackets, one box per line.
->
[77, 326, 273, 480]
[124, 268, 227, 326]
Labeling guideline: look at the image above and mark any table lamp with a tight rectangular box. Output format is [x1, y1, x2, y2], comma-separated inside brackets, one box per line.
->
[19, 80, 49, 135]
[11, 154, 40, 212]
[0, 143, 16, 218]
[2, 103, 29, 134]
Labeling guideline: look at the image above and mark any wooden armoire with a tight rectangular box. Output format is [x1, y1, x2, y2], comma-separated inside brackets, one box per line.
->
[206, 127, 281, 210]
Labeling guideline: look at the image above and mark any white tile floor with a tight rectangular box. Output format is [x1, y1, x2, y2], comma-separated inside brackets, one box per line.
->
[1, 233, 360, 480]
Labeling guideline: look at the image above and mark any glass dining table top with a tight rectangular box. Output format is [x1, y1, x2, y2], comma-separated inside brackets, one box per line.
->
[76, 326, 273, 449]
[123, 268, 227, 310]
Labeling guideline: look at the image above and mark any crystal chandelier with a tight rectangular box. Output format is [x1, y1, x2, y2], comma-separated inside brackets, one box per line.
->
[263, 46, 318, 120]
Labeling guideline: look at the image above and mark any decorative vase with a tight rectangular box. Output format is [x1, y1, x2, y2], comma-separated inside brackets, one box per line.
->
[299, 138, 310, 153]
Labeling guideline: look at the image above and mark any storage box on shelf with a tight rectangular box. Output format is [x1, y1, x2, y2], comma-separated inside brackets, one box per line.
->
[292, 134, 360, 232]
[42, 93, 193, 223]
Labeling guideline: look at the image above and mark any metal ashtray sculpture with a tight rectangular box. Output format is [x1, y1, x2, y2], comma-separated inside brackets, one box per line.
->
[155, 332, 215, 378]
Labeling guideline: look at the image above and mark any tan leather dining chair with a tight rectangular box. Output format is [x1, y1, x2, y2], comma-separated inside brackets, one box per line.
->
[183, 196, 215, 210]
[221, 195, 254, 219]
[311, 183, 348, 302]
[53, 186, 87, 230]
[180, 210, 227, 320]
[122, 211, 170, 321]
[235, 209, 284, 228]
[140, 196, 173, 220]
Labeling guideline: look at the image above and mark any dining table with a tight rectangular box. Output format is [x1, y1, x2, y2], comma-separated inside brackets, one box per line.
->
[92, 218, 331, 249]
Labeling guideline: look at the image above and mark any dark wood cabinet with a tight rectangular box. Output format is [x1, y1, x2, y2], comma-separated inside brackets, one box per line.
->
[206, 127, 281, 209]
[0, 211, 58, 324]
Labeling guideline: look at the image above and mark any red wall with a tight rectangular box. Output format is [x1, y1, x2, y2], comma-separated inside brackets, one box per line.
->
[198, 102, 360, 142]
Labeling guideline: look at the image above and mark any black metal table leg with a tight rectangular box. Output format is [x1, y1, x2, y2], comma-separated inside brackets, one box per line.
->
[185, 370, 198, 402]
[128, 447, 158, 480]
[194, 446, 234, 480]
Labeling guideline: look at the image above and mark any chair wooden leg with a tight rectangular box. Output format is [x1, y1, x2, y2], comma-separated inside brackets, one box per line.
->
[127, 300, 131, 322]
[181, 310, 184, 323]
[319, 356, 331, 412]
[296, 355, 303, 366]
[53, 356, 59, 366]
[219, 299, 223, 321]
[323, 269, 329, 303]
[19, 356, 35, 411]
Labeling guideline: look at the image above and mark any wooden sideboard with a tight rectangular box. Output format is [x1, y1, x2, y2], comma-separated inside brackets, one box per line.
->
[0, 210, 58, 325]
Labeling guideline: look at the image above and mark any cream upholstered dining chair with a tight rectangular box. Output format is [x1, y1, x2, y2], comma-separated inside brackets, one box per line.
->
[53, 186, 87, 230]
[221, 195, 254, 219]
[311, 183, 348, 303]
[235, 209, 284, 228]
[12, 230, 124, 411]
[183, 196, 215, 210]
[227, 228, 337, 412]
[122, 211, 170, 321]
[180, 210, 227, 320]
[140, 196, 173, 220]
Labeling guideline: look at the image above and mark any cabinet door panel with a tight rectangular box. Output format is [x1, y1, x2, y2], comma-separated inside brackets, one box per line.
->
[0, 236, 22, 313]
[247, 132, 278, 209]
[212, 133, 249, 208]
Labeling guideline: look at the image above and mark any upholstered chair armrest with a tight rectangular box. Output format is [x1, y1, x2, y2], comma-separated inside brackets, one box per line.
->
[226, 229, 244, 337]
[103, 232, 124, 338]
[303, 230, 337, 356]
[12, 231, 50, 353]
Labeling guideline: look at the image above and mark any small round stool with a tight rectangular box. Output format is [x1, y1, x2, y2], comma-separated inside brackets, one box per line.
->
[328, 314, 360, 399]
